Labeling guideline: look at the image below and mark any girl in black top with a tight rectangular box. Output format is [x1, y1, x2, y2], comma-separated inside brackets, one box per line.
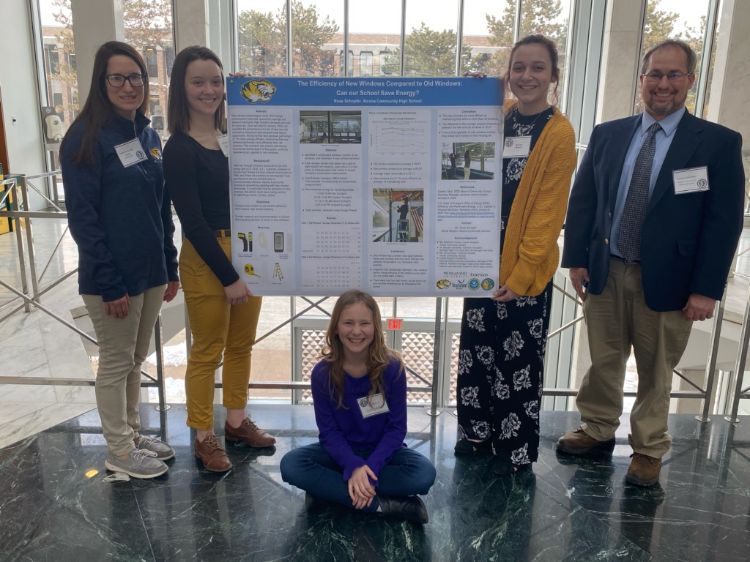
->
[164, 46, 275, 473]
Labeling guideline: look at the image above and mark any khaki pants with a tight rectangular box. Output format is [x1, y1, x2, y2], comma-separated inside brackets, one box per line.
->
[577, 258, 692, 458]
[180, 237, 262, 430]
[83, 285, 166, 456]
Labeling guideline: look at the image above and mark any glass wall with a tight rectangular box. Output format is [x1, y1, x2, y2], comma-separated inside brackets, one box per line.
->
[349, 1, 402, 77]
[235, 1, 573, 82]
[237, 0, 289, 75]
[237, 0, 342, 77]
[460, 1, 571, 108]
[121, 0, 175, 141]
[636, 0, 713, 114]
[461, 0, 514, 77]
[27, 0, 736, 409]
[38, 0, 79, 140]
[403, 0, 460, 76]
[230, 0, 580, 405]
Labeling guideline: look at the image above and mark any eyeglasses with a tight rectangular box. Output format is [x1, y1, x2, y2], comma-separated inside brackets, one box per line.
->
[642, 71, 692, 82]
[106, 73, 145, 87]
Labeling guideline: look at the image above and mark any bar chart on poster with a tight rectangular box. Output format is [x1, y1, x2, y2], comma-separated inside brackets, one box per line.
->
[226, 76, 503, 296]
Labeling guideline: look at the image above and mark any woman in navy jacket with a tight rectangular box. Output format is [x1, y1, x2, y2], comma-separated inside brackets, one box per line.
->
[61, 41, 179, 479]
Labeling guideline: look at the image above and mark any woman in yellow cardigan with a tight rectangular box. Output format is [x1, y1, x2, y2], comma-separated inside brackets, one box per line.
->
[455, 35, 576, 475]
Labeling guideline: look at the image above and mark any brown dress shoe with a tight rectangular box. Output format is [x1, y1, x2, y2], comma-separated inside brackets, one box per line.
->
[556, 427, 616, 456]
[195, 434, 232, 472]
[225, 418, 276, 448]
[626, 453, 661, 487]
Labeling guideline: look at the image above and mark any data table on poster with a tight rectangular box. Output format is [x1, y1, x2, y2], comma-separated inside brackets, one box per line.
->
[226, 76, 503, 296]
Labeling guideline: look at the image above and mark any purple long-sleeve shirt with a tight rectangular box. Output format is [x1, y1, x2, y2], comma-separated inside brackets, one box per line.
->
[311, 357, 407, 482]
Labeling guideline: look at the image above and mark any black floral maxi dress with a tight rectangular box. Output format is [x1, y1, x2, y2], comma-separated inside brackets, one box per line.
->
[456, 106, 555, 467]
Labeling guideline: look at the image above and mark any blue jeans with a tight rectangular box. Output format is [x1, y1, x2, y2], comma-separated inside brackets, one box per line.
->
[280, 443, 436, 512]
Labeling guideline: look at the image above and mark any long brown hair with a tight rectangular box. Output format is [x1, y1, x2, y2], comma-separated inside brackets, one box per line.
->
[505, 34, 561, 105]
[167, 46, 226, 135]
[322, 290, 402, 408]
[62, 41, 149, 165]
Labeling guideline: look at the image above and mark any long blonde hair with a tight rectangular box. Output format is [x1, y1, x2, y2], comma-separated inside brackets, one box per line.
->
[322, 290, 402, 408]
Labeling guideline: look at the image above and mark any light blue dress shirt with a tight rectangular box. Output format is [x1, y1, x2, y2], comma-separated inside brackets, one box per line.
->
[609, 108, 685, 258]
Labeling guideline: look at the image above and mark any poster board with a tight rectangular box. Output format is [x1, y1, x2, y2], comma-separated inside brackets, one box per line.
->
[226, 76, 503, 296]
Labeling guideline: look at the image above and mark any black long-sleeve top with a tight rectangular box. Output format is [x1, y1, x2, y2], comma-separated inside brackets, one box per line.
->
[163, 132, 239, 286]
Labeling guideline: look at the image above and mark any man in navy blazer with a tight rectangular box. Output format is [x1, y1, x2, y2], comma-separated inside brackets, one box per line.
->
[557, 39, 744, 487]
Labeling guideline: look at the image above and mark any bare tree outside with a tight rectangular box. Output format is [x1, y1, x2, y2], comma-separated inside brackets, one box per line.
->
[637, 1, 708, 113]
[238, 0, 339, 77]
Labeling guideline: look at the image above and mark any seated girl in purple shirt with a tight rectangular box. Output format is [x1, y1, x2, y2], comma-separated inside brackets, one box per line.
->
[280, 290, 436, 524]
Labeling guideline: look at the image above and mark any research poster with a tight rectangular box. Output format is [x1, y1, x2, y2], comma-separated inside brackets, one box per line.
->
[226, 76, 503, 296]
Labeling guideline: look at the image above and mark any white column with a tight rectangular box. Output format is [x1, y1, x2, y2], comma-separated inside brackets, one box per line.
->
[596, 0, 646, 123]
[173, 0, 235, 70]
[173, 0, 210, 52]
[706, 0, 750, 145]
[70, 0, 124, 100]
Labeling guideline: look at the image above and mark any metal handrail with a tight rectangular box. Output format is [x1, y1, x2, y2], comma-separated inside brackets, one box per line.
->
[0, 171, 745, 424]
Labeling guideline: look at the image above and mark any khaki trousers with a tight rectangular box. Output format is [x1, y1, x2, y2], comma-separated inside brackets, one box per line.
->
[180, 237, 262, 430]
[83, 285, 166, 456]
[577, 258, 692, 458]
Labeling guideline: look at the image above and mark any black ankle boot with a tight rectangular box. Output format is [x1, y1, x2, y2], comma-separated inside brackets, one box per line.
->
[377, 495, 429, 524]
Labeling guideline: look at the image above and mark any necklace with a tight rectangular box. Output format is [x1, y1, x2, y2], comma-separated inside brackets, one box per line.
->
[509, 106, 551, 135]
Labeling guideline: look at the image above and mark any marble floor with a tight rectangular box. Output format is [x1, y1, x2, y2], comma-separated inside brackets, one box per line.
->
[2, 406, 749, 561]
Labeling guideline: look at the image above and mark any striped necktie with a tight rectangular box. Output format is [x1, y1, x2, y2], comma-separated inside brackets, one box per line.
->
[617, 122, 662, 263]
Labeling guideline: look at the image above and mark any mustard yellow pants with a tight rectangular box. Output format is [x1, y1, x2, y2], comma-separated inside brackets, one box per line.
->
[180, 236, 262, 430]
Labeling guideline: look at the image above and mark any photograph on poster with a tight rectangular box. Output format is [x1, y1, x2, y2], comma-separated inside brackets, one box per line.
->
[299, 111, 362, 144]
[441, 141, 496, 180]
[236, 231, 254, 254]
[372, 189, 424, 243]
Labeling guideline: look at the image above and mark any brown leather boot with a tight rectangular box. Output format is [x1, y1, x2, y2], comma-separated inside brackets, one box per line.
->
[626, 453, 661, 487]
[556, 427, 616, 456]
[195, 434, 232, 472]
[224, 418, 276, 448]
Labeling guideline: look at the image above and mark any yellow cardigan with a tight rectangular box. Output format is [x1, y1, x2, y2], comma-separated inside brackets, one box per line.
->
[500, 100, 576, 296]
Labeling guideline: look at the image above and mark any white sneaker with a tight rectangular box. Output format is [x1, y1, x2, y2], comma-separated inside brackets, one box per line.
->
[105, 449, 168, 479]
[135, 434, 175, 460]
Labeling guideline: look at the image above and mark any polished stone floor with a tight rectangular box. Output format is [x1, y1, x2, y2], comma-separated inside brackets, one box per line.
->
[1, 406, 749, 561]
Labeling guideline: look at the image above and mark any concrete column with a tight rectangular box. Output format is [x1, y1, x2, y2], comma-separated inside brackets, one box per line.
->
[70, 0, 124, 101]
[596, 0, 646, 123]
[706, 0, 750, 151]
[173, 0, 234, 70]
[173, 0, 209, 52]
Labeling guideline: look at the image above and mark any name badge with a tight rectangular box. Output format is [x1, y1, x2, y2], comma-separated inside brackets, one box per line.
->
[673, 166, 709, 194]
[217, 134, 229, 157]
[357, 393, 390, 419]
[503, 136, 531, 158]
[114, 138, 148, 168]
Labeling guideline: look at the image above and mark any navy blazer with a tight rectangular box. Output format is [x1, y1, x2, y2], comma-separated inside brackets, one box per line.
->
[562, 112, 744, 311]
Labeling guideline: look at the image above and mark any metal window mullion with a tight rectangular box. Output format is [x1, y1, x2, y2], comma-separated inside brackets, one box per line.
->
[694, 0, 720, 118]
[343, 0, 349, 76]
[455, 0, 465, 76]
[230, 0, 239, 72]
[437, 297, 453, 408]
[286, 0, 293, 75]
[560, 0, 577, 114]
[400, 0, 406, 76]
[564, 277, 582, 410]
[27, 0, 53, 180]
[291, 296, 298, 404]
[631, 1, 648, 114]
